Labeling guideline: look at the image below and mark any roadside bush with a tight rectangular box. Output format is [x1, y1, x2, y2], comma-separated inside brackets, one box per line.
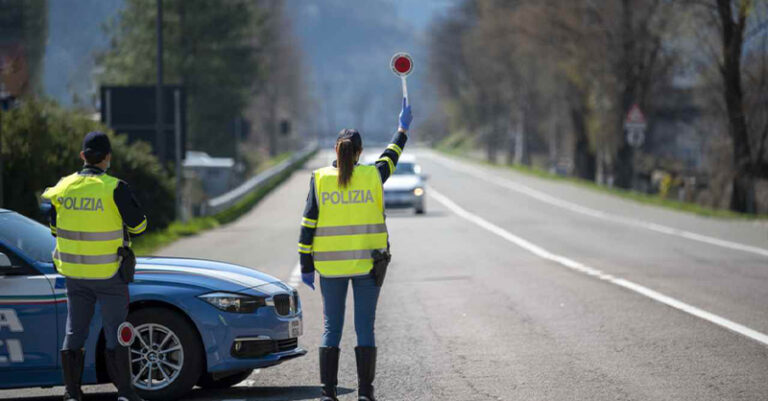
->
[1, 98, 174, 229]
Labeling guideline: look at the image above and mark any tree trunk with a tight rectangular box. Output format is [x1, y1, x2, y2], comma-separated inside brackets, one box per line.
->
[614, 144, 634, 189]
[614, 0, 636, 190]
[731, 174, 756, 213]
[514, 112, 526, 165]
[570, 104, 596, 180]
[485, 126, 498, 164]
[717, 0, 755, 213]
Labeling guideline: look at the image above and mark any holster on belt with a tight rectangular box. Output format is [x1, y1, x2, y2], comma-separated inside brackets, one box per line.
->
[117, 246, 136, 283]
[370, 249, 391, 287]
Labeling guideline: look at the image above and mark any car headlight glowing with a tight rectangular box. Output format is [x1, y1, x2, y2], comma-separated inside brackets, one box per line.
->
[413, 187, 424, 196]
[198, 292, 266, 313]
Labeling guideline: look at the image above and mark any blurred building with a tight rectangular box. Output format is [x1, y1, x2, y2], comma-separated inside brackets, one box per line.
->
[183, 151, 237, 198]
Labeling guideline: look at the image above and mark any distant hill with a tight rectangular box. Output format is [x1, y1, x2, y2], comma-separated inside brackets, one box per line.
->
[285, 0, 453, 140]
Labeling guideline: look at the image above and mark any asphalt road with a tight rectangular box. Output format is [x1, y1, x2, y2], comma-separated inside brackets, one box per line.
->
[5, 149, 768, 401]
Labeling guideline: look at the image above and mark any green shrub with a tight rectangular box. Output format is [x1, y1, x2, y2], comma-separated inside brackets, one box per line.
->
[1, 99, 175, 228]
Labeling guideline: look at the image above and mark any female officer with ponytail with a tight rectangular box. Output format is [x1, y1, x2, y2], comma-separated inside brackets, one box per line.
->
[298, 98, 412, 401]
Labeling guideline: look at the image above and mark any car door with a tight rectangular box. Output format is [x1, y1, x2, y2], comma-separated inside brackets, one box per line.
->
[0, 244, 61, 375]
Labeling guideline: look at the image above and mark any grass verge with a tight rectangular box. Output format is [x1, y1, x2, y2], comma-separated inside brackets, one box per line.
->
[436, 148, 767, 220]
[132, 150, 317, 256]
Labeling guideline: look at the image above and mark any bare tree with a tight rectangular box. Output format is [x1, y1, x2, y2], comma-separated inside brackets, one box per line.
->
[687, 0, 768, 212]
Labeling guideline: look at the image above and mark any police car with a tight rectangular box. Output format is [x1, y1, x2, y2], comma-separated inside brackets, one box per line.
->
[365, 154, 426, 214]
[0, 209, 306, 400]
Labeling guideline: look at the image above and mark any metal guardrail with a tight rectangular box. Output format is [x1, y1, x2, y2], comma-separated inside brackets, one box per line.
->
[204, 144, 318, 215]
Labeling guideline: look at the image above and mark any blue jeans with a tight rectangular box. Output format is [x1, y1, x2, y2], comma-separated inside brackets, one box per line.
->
[320, 275, 381, 348]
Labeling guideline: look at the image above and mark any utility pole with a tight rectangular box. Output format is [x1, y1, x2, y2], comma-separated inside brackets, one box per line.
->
[174, 89, 184, 222]
[0, 92, 4, 209]
[0, 83, 9, 209]
[156, 0, 165, 163]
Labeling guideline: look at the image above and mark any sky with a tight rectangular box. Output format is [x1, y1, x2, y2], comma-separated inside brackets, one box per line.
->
[42, 0, 458, 140]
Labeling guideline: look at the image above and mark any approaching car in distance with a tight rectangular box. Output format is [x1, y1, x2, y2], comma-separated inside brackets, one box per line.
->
[366, 154, 426, 214]
[0, 209, 306, 401]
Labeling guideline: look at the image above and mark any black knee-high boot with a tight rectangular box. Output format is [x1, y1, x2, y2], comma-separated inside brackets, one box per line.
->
[355, 346, 377, 401]
[61, 349, 85, 401]
[106, 347, 145, 401]
[319, 347, 340, 401]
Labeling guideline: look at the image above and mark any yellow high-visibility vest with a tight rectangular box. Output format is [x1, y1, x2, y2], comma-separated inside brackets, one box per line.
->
[312, 165, 388, 277]
[42, 172, 125, 279]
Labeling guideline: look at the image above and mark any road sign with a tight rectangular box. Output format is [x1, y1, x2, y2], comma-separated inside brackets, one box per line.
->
[624, 104, 646, 148]
[391, 52, 413, 104]
[626, 127, 645, 147]
[100, 85, 186, 162]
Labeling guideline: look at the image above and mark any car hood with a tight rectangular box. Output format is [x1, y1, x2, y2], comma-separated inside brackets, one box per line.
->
[384, 175, 422, 191]
[135, 257, 292, 295]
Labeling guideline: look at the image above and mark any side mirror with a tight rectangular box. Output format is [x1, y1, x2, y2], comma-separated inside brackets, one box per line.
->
[420, 174, 430, 181]
[0, 252, 28, 277]
[0, 252, 11, 268]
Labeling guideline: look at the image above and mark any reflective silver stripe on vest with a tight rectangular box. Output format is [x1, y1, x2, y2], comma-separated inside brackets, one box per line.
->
[314, 224, 387, 237]
[55, 228, 123, 241]
[53, 250, 119, 264]
[313, 249, 373, 262]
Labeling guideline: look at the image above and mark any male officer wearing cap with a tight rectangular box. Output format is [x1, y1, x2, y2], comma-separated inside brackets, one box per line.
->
[42, 132, 147, 401]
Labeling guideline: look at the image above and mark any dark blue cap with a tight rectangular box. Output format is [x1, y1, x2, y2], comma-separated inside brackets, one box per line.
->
[82, 131, 111, 157]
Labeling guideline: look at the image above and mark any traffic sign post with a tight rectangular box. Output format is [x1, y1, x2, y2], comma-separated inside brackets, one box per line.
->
[624, 104, 647, 148]
[624, 103, 647, 190]
[391, 52, 413, 104]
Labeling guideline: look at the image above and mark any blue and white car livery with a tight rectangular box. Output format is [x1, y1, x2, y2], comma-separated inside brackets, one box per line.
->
[0, 209, 306, 400]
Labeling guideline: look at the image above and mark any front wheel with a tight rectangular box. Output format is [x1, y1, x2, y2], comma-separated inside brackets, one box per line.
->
[128, 307, 204, 401]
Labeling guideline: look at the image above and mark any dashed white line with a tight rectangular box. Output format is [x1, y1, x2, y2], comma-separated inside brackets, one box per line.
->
[429, 187, 768, 346]
[425, 152, 768, 258]
[233, 372, 260, 388]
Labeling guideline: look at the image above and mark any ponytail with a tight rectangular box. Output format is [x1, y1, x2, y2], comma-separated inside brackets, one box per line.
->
[336, 130, 362, 188]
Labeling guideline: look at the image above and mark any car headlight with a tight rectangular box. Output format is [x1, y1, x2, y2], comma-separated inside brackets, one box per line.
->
[413, 187, 424, 197]
[198, 292, 266, 313]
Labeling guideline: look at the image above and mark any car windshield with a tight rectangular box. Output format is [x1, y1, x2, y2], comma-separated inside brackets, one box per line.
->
[393, 162, 416, 175]
[0, 212, 55, 263]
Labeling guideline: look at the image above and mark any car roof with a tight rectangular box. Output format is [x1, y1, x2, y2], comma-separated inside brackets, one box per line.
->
[397, 154, 416, 163]
[0, 208, 11, 214]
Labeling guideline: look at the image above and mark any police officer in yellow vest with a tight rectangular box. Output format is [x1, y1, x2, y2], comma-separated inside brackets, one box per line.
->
[42, 132, 147, 401]
[298, 98, 412, 401]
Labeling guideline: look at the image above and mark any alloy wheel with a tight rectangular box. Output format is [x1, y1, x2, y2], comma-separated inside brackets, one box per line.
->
[130, 323, 184, 391]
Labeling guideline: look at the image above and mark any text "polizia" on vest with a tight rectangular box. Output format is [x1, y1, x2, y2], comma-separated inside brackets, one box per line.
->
[57, 196, 105, 211]
[321, 190, 375, 205]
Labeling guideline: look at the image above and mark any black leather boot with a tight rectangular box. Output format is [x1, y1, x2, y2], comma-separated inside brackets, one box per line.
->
[319, 346, 340, 401]
[355, 346, 377, 401]
[106, 347, 146, 401]
[61, 349, 84, 401]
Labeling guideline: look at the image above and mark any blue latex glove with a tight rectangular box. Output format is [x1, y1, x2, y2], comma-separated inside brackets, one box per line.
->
[399, 97, 412, 131]
[301, 272, 315, 290]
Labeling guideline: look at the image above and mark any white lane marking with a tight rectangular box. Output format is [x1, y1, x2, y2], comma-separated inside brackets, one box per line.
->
[288, 262, 301, 288]
[425, 152, 768, 258]
[233, 369, 261, 388]
[429, 187, 768, 346]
